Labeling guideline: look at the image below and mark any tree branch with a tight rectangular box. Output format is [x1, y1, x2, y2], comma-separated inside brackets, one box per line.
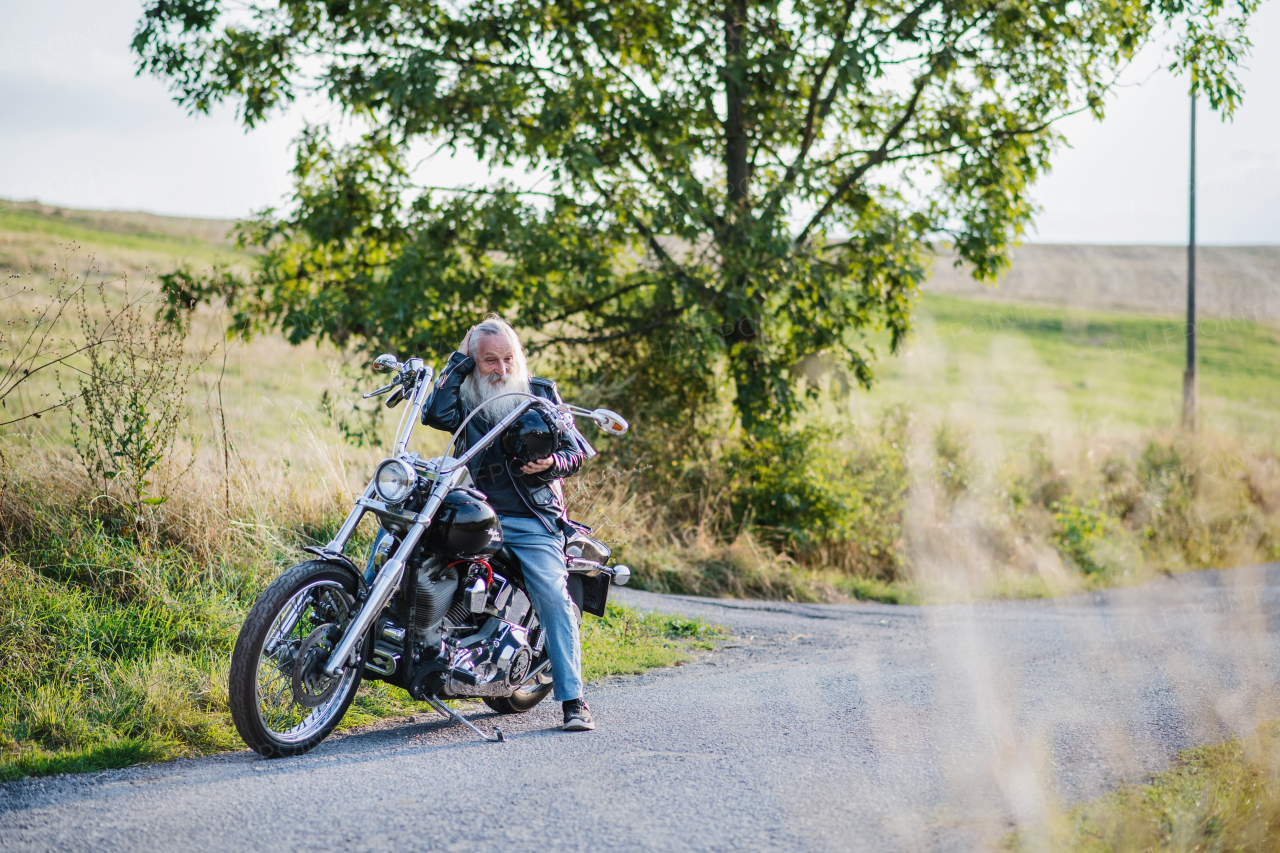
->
[542, 280, 653, 325]
[760, 1, 877, 224]
[529, 307, 685, 350]
[0, 394, 79, 428]
[794, 74, 932, 248]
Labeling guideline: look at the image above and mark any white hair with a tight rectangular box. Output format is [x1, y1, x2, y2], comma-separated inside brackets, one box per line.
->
[459, 315, 532, 421]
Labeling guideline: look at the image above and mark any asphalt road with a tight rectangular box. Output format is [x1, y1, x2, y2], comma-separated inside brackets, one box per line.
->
[4, 563, 1280, 852]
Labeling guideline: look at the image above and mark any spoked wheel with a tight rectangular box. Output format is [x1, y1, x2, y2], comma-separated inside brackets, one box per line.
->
[483, 598, 580, 715]
[229, 561, 367, 757]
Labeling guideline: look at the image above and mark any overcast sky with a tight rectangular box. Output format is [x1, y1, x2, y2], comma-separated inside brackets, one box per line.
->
[0, 1, 1275, 245]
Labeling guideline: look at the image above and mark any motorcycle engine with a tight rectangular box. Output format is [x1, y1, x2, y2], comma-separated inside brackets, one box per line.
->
[395, 564, 536, 700]
[402, 556, 459, 649]
[442, 619, 534, 698]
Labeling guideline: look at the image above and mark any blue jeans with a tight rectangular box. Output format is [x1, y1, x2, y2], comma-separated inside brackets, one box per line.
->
[497, 515, 583, 703]
[363, 519, 584, 702]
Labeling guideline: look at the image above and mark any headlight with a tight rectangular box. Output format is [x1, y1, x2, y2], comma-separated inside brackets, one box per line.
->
[374, 458, 416, 504]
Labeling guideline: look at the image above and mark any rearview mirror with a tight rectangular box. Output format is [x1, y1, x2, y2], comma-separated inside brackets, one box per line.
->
[591, 409, 629, 436]
[372, 354, 401, 374]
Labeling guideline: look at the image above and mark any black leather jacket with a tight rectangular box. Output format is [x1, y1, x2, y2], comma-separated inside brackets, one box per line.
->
[422, 351, 584, 535]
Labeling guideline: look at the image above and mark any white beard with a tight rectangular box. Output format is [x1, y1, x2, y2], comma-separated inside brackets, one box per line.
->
[460, 370, 532, 422]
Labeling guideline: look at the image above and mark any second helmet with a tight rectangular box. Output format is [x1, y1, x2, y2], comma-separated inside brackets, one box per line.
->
[501, 406, 560, 466]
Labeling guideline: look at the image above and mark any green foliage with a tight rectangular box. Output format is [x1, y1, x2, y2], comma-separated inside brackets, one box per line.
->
[1053, 500, 1118, 576]
[131, 0, 1258, 436]
[1008, 435, 1070, 511]
[1009, 721, 1280, 852]
[728, 423, 849, 545]
[727, 406, 910, 578]
[1130, 436, 1274, 571]
[933, 420, 972, 504]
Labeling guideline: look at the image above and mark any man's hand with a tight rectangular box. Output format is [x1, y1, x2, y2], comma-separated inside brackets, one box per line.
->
[437, 326, 475, 385]
[520, 457, 554, 475]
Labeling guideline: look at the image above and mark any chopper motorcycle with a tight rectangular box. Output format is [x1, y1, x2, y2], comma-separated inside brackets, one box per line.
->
[227, 353, 631, 757]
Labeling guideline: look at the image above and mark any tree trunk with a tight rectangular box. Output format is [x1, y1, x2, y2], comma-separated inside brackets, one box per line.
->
[724, 0, 749, 208]
[723, 0, 759, 432]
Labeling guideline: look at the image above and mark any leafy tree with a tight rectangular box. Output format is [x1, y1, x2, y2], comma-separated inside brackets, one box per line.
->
[134, 0, 1256, 435]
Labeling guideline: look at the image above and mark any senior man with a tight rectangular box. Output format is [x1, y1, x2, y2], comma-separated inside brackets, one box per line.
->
[422, 315, 594, 732]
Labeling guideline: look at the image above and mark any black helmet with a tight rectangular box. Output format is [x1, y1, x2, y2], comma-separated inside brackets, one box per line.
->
[501, 407, 560, 466]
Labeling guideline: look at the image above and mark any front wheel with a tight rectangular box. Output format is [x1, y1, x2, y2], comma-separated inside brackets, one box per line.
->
[229, 561, 366, 757]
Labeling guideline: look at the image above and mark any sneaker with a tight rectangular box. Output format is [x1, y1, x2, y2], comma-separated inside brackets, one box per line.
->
[562, 698, 596, 731]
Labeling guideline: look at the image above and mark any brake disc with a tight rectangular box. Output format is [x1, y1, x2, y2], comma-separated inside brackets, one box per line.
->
[292, 624, 340, 709]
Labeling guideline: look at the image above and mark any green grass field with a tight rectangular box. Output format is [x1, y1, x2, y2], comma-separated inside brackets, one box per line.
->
[862, 294, 1280, 443]
[0, 200, 244, 283]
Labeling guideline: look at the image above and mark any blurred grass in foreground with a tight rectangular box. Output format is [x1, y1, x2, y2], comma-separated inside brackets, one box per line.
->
[1009, 720, 1280, 852]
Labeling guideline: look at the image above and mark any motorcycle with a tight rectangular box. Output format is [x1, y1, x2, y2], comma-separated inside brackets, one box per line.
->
[227, 353, 631, 757]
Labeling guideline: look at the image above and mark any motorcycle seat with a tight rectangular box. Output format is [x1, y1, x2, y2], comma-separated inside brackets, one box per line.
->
[491, 545, 525, 584]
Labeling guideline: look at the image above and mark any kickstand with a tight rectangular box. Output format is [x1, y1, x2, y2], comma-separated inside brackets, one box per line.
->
[424, 695, 505, 743]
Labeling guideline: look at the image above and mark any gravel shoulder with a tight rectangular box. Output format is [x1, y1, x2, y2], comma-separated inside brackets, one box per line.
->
[3, 564, 1279, 853]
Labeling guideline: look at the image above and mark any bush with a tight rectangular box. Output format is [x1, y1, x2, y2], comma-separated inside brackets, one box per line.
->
[726, 406, 910, 580]
[1130, 436, 1279, 572]
[1053, 499, 1121, 576]
[933, 420, 971, 504]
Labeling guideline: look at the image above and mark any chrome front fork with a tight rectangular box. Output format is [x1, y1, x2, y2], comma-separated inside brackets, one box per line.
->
[322, 469, 464, 678]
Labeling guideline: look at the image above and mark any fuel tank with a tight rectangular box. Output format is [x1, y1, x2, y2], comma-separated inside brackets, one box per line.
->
[424, 487, 502, 559]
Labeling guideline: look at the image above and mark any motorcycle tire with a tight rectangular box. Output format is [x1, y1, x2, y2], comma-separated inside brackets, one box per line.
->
[229, 561, 368, 758]
[483, 663, 554, 714]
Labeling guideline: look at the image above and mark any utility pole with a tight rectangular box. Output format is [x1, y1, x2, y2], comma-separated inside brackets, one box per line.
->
[1183, 91, 1197, 432]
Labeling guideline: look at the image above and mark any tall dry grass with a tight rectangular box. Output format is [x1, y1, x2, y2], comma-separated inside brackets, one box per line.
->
[562, 411, 1280, 605]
